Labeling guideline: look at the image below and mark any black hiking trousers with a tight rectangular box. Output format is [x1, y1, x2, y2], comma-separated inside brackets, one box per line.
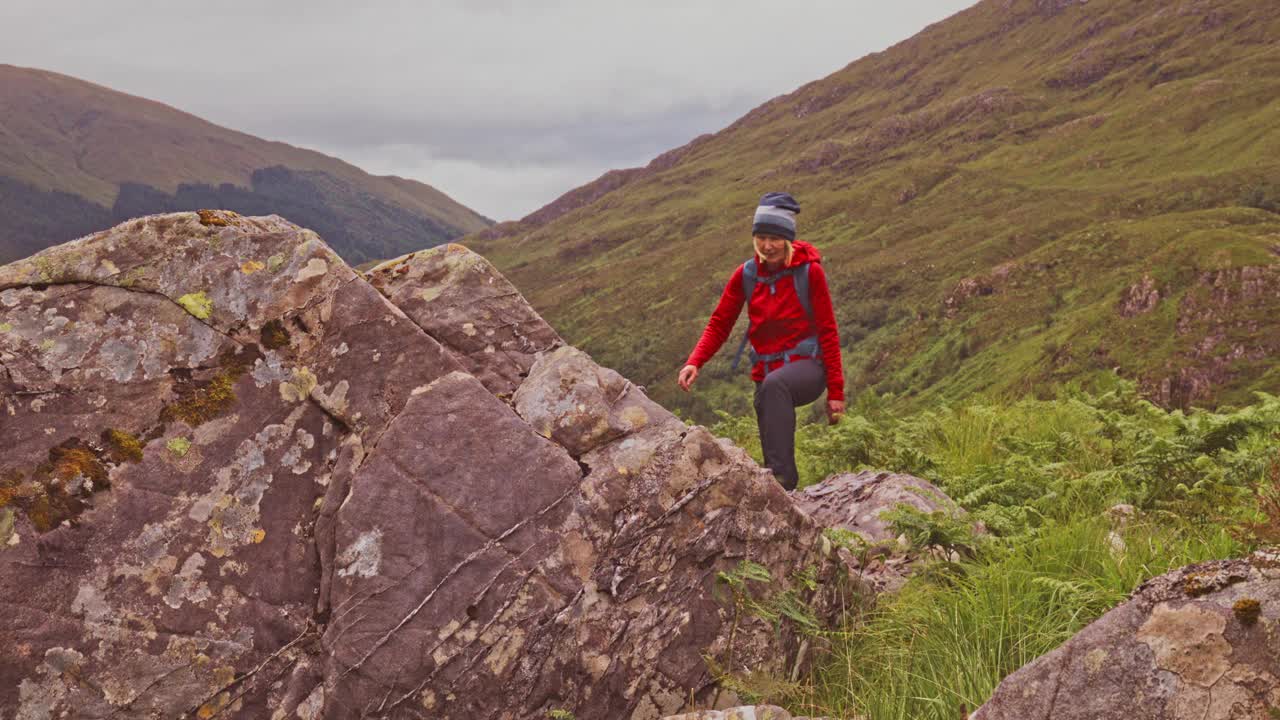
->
[753, 358, 826, 491]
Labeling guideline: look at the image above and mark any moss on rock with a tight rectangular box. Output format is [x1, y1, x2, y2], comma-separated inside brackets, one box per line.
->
[260, 319, 292, 350]
[103, 428, 144, 463]
[1233, 597, 1261, 625]
[0, 439, 114, 532]
[162, 353, 251, 427]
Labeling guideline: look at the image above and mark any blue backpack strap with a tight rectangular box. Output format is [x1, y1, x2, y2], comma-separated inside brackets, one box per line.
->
[793, 262, 813, 322]
[730, 260, 758, 370]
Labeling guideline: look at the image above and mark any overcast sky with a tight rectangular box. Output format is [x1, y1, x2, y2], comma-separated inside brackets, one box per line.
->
[3, 1, 974, 221]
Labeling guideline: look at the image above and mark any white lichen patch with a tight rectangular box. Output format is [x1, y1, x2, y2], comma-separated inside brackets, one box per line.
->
[163, 552, 212, 609]
[1136, 602, 1231, 687]
[71, 583, 112, 625]
[281, 430, 317, 475]
[436, 619, 463, 641]
[311, 380, 350, 420]
[252, 353, 289, 388]
[1084, 647, 1108, 676]
[619, 405, 649, 430]
[337, 529, 383, 578]
[418, 285, 444, 304]
[296, 683, 325, 720]
[279, 367, 318, 402]
[294, 258, 329, 283]
[17, 674, 67, 720]
[582, 650, 611, 681]
[483, 627, 526, 676]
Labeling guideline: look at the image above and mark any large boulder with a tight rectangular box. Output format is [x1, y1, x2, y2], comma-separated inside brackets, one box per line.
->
[972, 550, 1280, 720]
[1, 210, 457, 719]
[793, 470, 960, 594]
[0, 213, 854, 720]
[793, 471, 958, 546]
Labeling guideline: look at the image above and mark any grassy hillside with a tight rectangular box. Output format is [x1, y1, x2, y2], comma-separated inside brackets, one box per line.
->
[0, 65, 492, 264]
[707, 381, 1279, 717]
[468, 0, 1280, 423]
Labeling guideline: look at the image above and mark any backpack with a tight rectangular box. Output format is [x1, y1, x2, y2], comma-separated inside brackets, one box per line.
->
[730, 258, 819, 373]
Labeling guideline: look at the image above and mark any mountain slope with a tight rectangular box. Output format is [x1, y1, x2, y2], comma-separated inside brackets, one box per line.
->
[0, 64, 491, 264]
[468, 0, 1280, 422]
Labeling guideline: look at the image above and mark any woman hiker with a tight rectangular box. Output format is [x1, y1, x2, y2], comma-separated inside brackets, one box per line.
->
[677, 192, 845, 491]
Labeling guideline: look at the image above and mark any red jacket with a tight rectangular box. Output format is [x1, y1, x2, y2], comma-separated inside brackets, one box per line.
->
[686, 240, 844, 401]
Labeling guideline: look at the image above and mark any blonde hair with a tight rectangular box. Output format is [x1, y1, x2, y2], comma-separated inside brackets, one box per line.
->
[753, 235, 794, 267]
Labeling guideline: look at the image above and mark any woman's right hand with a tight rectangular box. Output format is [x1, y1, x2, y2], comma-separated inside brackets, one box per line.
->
[677, 364, 699, 392]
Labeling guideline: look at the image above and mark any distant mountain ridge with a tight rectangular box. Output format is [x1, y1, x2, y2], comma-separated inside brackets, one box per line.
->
[0, 64, 491, 264]
[469, 0, 1280, 422]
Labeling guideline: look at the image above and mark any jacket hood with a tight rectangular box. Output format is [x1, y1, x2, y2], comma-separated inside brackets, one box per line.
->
[790, 239, 821, 265]
[756, 239, 821, 270]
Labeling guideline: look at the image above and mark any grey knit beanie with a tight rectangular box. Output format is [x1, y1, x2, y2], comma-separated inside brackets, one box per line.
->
[752, 191, 801, 241]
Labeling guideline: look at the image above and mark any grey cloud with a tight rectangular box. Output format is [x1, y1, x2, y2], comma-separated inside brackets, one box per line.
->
[2, 0, 977, 219]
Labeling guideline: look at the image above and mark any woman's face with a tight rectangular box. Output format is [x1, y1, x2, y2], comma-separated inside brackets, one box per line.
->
[754, 234, 788, 265]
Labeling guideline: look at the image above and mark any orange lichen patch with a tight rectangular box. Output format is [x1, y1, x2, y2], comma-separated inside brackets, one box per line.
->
[260, 319, 292, 350]
[102, 428, 144, 463]
[0, 469, 32, 509]
[50, 445, 109, 485]
[196, 694, 231, 719]
[0, 439, 116, 532]
[197, 209, 230, 227]
[240, 260, 265, 275]
[1233, 597, 1262, 625]
[1184, 572, 1216, 597]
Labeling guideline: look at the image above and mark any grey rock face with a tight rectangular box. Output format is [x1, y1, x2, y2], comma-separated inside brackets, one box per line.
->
[793, 470, 961, 595]
[793, 470, 958, 546]
[972, 550, 1280, 720]
[0, 214, 853, 719]
[1, 210, 462, 719]
[366, 243, 562, 399]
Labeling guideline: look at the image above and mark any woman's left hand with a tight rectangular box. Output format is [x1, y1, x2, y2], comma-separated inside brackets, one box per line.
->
[826, 399, 845, 425]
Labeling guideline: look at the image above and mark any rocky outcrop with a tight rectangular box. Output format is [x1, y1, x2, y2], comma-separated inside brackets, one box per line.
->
[972, 550, 1280, 719]
[943, 262, 1017, 318]
[1117, 274, 1160, 317]
[0, 212, 854, 719]
[794, 471, 958, 546]
[1145, 265, 1280, 408]
[794, 471, 962, 595]
[365, 244, 562, 399]
[1, 210, 460, 718]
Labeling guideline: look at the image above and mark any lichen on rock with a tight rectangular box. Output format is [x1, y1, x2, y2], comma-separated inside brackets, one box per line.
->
[177, 290, 214, 319]
[2, 212, 863, 720]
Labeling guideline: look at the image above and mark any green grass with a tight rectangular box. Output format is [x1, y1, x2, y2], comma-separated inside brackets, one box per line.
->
[793, 516, 1242, 720]
[707, 381, 1280, 717]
